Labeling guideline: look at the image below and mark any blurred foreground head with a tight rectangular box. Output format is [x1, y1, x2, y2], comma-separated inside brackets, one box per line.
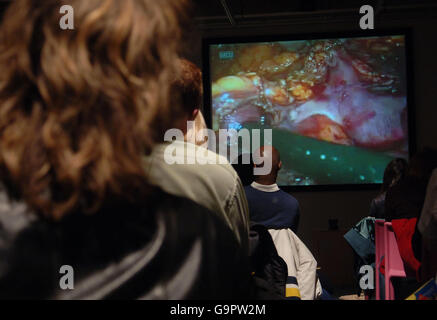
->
[0, 0, 189, 219]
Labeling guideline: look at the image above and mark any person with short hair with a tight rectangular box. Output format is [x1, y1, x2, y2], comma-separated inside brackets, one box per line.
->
[143, 59, 250, 252]
[244, 146, 322, 300]
[245, 146, 300, 234]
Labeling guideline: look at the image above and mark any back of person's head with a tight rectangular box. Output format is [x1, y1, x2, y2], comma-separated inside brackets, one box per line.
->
[173, 58, 203, 118]
[0, 0, 188, 220]
[253, 146, 281, 183]
[381, 158, 408, 194]
[232, 153, 254, 186]
[406, 147, 437, 185]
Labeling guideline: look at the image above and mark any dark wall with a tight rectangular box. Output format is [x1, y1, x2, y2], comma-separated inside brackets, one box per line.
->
[193, 10, 437, 287]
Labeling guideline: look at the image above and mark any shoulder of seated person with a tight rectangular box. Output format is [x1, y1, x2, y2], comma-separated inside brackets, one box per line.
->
[281, 190, 299, 203]
[0, 186, 215, 238]
[150, 142, 232, 163]
[186, 142, 233, 167]
[154, 142, 236, 176]
[0, 188, 244, 299]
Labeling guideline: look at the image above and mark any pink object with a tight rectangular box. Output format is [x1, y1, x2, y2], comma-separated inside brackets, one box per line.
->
[384, 221, 407, 300]
[375, 219, 385, 300]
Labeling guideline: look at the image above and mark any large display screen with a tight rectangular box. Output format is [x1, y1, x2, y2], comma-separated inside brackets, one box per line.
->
[207, 33, 411, 187]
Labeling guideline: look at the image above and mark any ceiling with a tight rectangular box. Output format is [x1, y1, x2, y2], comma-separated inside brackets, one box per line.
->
[193, 0, 437, 19]
[191, 0, 437, 34]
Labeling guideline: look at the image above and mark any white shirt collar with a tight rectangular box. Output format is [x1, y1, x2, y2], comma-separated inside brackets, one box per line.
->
[251, 181, 280, 192]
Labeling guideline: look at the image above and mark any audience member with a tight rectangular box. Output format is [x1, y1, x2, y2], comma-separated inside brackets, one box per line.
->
[248, 223, 288, 299]
[385, 148, 437, 222]
[0, 0, 253, 299]
[384, 148, 437, 297]
[385, 149, 437, 260]
[244, 146, 322, 300]
[245, 146, 300, 233]
[143, 59, 250, 251]
[417, 168, 437, 280]
[370, 158, 407, 219]
[171, 58, 209, 147]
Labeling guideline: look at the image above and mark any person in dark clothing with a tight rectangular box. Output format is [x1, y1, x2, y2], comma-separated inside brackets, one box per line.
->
[385, 148, 437, 222]
[244, 146, 324, 300]
[384, 148, 437, 298]
[385, 149, 437, 259]
[0, 188, 254, 299]
[370, 158, 407, 219]
[0, 0, 254, 299]
[248, 223, 287, 300]
[244, 146, 300, 234]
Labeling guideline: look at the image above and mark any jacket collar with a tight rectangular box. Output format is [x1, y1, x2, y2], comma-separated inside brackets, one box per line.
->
[251, 181, 280, 192]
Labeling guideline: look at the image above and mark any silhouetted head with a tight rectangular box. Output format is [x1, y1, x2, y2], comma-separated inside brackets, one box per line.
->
[253, 146, 282, 185]
[381, 158, 408, 194]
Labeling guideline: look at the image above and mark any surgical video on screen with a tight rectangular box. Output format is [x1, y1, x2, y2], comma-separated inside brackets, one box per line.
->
[209, 35, 409, 186]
